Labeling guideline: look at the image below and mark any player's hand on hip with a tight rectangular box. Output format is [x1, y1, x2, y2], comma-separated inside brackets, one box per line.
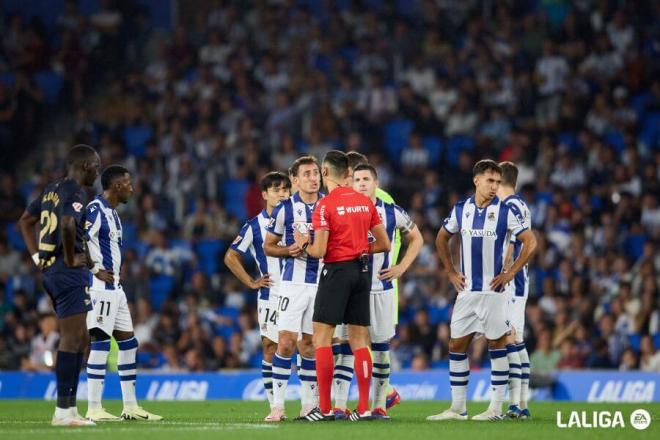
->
[379, 264, 405, 281]
[251, 274, 273, 290]
[448, 270, 466, 292]
[95, 269, 114, 284]
[490, 271, 514, 291]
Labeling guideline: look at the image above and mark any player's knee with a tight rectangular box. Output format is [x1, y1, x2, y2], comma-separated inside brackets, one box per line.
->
[448, 338, 467, 353]
[277, 335, 296, 356]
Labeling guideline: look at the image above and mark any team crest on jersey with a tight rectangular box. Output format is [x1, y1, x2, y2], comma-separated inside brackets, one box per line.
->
[97, 316, 103, 323]
[488, 212, 495, 220]
[267, 217, 276, 229]
[72, 202, 83, 212]
[337, 206, 346, 216]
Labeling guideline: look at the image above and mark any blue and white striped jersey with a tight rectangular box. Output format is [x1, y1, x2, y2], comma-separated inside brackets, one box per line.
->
[371, 200, 414, 291]
[443, 196, 527, 292]
[504, 195, 532, 297]
[266, 192, 324, 285]
[85, 195, 122, 290]
[231, 209, 281, 300]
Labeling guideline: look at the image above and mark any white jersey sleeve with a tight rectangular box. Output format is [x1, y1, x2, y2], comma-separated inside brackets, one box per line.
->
[266, 202, 287, 236]
[443, 206, 460, 234]
[393, 204, 414, 233]
[507, 206, 527, 238]
[84, 201, 103, 267]
[231, 221, 254, 254]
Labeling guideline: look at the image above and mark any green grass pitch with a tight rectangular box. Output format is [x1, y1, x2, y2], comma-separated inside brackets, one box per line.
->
[0, 401, 658, 440]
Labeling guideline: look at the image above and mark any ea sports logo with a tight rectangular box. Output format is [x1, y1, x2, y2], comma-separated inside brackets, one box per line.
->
[630, 409, 651, 430]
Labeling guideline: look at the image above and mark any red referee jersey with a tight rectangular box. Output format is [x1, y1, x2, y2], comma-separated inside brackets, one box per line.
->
[312, 186, 381, 263]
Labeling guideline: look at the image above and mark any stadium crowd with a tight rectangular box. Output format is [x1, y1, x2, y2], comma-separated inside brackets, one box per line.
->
[0, 0, 659, 374]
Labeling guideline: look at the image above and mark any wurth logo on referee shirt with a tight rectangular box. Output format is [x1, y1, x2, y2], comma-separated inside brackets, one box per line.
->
[337, 205, 370, 215]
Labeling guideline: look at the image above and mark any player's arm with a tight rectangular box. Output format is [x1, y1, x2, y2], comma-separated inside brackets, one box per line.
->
[437, 206, 465, 291]
[17, 209, 39, 264]
[503, 241, 514, 271]
[379, 224, 423, 281]
[490, 229, 537, 291]
[61, 215, 86, 268]
[436, 226, 465, 291]
[224, 248, 272, 290]
[263, 203, 302, 258]
[304, 229, 328, 258]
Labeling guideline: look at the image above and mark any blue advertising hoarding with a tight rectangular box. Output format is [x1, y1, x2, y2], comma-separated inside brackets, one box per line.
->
[0, 370, 657, 402]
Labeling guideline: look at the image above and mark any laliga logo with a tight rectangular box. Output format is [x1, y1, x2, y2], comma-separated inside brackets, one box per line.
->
[556, 409, 651, 430]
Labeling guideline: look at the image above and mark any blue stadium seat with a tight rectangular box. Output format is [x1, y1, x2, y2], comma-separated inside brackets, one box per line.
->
[639, 112, 660, 150]
[624, 233, 646, 261]
[628, 333, 642, 352]
[195, 239, 222, 276]
[558, 132, 579, 151]
[34, 71, 64, 105]
[6, 222, 27, 251]
[123, 124, 153, 158]
[421, 136, 443, 165]
[222, 179, 249, 220]
[384, 119, 413, 162]
[604, 131, 625, 154]
[149, 274, 175, 310]
[446, 135, 475, 167]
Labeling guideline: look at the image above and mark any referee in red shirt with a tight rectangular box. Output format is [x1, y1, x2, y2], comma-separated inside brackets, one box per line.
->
[294, 150, 391, 421]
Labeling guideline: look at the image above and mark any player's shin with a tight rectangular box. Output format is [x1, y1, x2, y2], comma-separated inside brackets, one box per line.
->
[488, 348, 509, 414]
[507, 344, 522, 408]
[262, 360, 274, 407]
[117, 337, 138, 408]
[299, 356, 318, 410]
[518, 342, 531, 410]
[448, 351, 469, 414]
[87, 339, 111, 410]
[55, 351, 79, 413]
[271, 353, 292, 409]
[371, 342, 390, 410]
[332, 343, 354, 410]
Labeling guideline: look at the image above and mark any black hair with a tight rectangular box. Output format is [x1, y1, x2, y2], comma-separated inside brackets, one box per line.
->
[101, 165, 130, 190]
[260, 171, 292, 192]
[346, 151, 368, 169]
[353, 163, 378, 180]
[499, 161, 519, 188]
[323, 150, 348, 178]
[66, 144, 97, 167]
[290, 155, 319, 177]
[472, 159, 502, 177]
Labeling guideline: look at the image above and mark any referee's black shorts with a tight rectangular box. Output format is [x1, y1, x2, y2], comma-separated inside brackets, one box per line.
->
[313, 259, 371, 326]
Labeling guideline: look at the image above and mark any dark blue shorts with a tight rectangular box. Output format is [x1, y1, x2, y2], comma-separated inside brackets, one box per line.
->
[42, 269, 92, 319]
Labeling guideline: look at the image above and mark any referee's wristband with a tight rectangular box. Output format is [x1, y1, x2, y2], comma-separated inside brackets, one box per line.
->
[31, 253, 40, 266]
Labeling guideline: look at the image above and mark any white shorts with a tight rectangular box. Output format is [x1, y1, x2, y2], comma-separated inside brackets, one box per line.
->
[333, 289, 396, 343]
[86, 286, 133, 336]
[277, 282, 316, 335]
[450, 291, 509, 340]
[506, 288, 527, 342]
[258, 295, 279, 343]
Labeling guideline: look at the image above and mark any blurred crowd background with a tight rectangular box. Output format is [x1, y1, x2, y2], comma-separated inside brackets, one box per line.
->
[0, 0, 659, 374]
